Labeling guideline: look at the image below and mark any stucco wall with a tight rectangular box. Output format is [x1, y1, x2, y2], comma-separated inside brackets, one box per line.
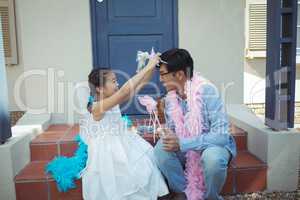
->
[178, 0, 245, 104]
[7, 0, 92, 120]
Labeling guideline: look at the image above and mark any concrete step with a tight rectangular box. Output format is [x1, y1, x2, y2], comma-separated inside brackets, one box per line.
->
[30, 123, 247, 162]
[30, 124, 79, 161]
[15, 122, 266, 200]
[15, 161, 82, 200]
[14, 151, 267, 199]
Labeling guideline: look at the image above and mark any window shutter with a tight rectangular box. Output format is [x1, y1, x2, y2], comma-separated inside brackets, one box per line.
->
[0, 0, 18, 65]
[246, 0, 267, 58]
[249, 4, 267, 50]
[0, 5, 11, 58]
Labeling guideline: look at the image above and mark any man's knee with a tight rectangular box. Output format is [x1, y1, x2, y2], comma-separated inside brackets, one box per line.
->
[201, 147, 229, 175]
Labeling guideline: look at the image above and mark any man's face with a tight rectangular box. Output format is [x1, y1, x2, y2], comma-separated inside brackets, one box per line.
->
[159, 64, 180, 92]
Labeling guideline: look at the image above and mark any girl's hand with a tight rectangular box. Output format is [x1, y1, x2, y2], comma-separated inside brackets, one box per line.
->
[147, 53, 161, 68]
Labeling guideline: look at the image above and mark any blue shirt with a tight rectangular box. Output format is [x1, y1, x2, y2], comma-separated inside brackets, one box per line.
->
[164, 83, 237, 158]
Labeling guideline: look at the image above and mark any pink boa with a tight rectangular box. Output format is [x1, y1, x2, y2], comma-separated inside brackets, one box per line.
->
[138, 95, 161, 143]
[165, 72, 206, 200]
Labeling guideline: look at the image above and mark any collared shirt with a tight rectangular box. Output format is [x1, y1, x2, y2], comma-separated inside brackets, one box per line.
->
[164, 83, 237, 158]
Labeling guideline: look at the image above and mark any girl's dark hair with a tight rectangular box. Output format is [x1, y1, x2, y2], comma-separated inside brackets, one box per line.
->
[160, 48, 194, 79]
[87, 67, 112, 111]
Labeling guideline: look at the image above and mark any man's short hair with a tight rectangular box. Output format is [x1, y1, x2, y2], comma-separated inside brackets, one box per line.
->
[160, 48, 194, 78]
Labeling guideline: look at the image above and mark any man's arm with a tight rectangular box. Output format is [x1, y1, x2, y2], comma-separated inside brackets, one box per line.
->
[179, 84, 230, 152]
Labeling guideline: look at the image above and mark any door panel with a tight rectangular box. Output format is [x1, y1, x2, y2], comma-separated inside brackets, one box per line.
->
[90, 0, 178, 114]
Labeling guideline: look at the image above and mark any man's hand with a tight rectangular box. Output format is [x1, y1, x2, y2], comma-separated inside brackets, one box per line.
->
[157, 128, 180, 152]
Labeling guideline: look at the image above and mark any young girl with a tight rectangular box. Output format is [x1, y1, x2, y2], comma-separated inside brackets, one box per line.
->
[80, 55, 169, 200]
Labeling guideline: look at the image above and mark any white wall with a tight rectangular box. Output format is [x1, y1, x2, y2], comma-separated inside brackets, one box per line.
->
[6, 67, 25, 111]
[7, 0, 92, 120]
[6, 1, 26, 112]
[244, 58, 300, 104]
[7, 0, 245, 121]
[178, 0, 245, 104]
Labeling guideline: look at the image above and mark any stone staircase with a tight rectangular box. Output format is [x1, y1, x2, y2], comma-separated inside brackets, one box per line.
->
[14, 121, 267, 200]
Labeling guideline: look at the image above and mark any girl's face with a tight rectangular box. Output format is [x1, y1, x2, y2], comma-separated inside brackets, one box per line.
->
[102, 72, 119, 97]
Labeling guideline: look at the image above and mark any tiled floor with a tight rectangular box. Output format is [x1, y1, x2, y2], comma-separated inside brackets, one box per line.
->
[15, 123, 267, 200]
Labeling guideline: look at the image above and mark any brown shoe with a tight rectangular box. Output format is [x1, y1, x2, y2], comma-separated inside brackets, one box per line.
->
[158, 192, 187, 200]
[158, 193, 173, 200]
[171, 192, 187, 200]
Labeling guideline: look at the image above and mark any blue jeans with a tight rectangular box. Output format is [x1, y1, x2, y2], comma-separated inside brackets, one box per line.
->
[154, 140, 230, 200]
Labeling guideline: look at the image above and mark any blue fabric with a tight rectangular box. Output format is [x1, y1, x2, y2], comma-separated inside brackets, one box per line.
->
[154, 143, 230, 200]
[164, 83, 237, 158]
[45, 135, 88, 192]
[154, 140, 186, 192]
[88, 96, 94, 104]
[200, 146, 230, 200]
[121, 115, 133, 127]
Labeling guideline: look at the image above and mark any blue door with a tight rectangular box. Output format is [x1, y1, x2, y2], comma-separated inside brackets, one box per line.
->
[90, 0, 178, 115]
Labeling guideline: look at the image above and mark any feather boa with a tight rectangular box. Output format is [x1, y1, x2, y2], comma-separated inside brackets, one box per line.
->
[165, 72, 206, 200]
[45, 135, 88, 192]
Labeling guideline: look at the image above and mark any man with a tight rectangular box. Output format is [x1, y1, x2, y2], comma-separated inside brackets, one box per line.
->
[154, 48, 237, 200]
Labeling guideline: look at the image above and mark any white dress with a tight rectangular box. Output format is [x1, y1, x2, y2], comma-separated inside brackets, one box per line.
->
[79, 105, 169, 200]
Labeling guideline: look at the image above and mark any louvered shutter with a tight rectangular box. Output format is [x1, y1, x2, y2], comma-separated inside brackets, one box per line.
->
[0, 0, 17, 65]
[249, 4, 267, 50]
[246, 0, 267, 58]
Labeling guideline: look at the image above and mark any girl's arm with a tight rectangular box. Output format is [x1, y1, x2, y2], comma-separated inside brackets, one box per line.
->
[124, 65, 155, 101]
[92, 55, 159, 121]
